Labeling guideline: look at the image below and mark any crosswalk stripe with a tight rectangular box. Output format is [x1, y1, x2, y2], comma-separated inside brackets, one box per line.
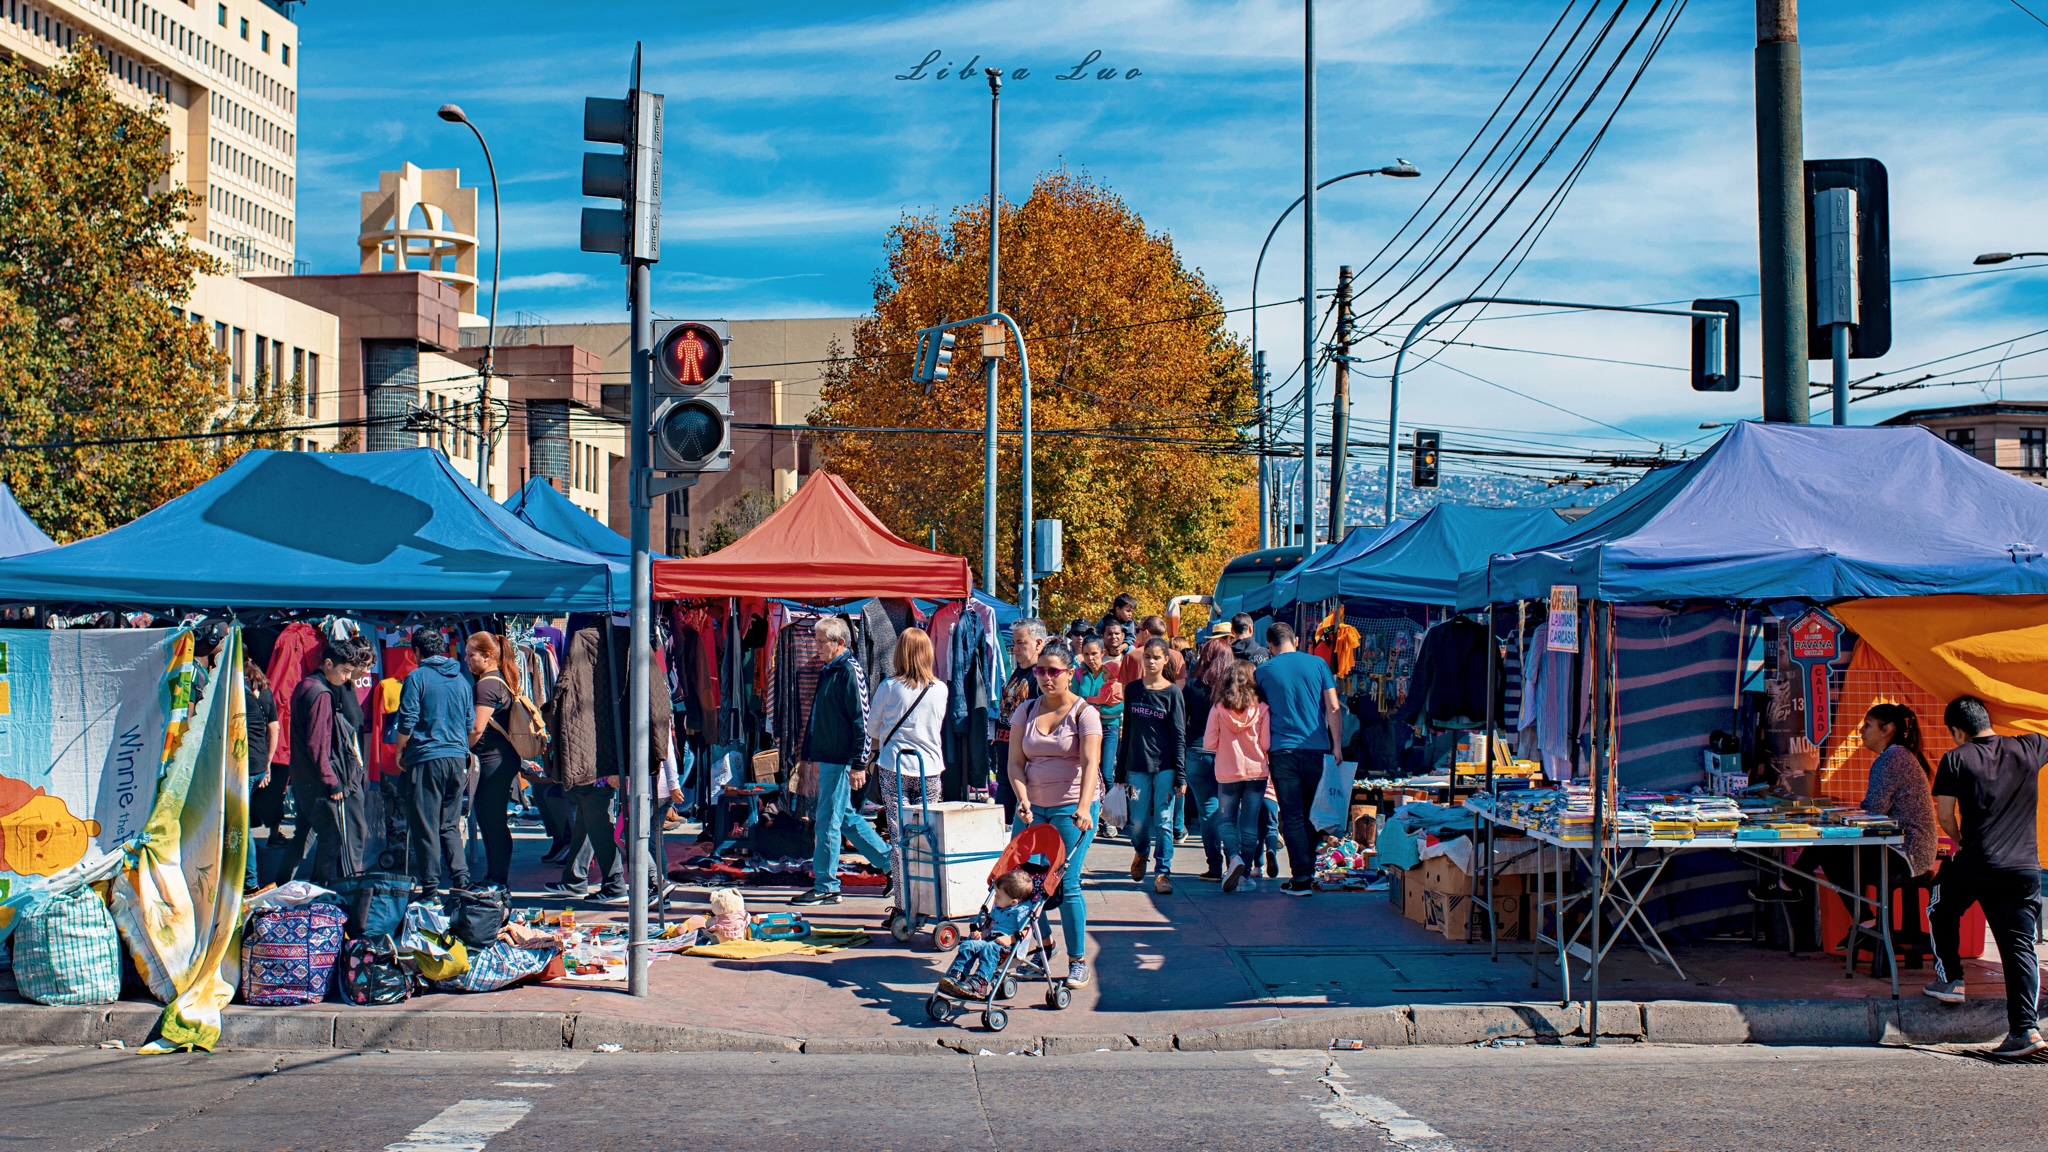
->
[383, 1099, 533, 1152]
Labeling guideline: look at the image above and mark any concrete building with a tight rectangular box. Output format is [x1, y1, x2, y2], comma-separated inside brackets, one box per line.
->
[9, 0, 337, 448]
[464, 318, 857, 553]
[1880, 402, 2048, 485]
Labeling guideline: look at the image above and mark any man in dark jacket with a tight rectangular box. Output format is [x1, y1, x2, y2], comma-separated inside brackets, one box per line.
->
[1230, 614, 1269, 666]
[793, 616, 894, 906]
[394, 628, 474, 896]
[275, 636, 370, 885]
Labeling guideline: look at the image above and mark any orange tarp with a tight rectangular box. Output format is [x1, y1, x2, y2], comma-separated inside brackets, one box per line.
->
[651, 472, 972, 602]
[1834, 595, 2048, 867]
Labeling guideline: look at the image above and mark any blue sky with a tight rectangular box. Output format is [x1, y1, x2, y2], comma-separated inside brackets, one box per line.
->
[293, 0, 2048, 471]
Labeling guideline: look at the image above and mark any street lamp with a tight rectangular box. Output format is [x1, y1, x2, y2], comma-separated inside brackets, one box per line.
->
[437, 103, 503, 493]
[1249, 161, 1418, 546]
[1974, 251, 2048, 265]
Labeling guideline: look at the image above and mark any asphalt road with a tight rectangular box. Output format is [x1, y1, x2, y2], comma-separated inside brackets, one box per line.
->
[1, 1043, 2042, 1152]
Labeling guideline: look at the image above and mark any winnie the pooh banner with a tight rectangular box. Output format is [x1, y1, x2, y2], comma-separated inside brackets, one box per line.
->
[0, 627, 187, 938]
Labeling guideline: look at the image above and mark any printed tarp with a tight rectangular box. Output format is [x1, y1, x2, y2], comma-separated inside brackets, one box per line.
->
[0, 628, 188, 939]
[113, 630, 248, 1052]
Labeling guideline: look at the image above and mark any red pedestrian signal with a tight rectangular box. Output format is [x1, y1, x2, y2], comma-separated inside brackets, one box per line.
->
[657, 322, 725, 389]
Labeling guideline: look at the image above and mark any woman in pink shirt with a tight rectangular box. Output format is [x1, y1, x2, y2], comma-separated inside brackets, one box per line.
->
[1204, 659, 1271, 893]
[1006, 640, 1104, 988]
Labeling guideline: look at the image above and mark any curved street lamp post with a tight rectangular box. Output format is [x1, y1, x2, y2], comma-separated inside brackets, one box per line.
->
[437, 103, 504, 493]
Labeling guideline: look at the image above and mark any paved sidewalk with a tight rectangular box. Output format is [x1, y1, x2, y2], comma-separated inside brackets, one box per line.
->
[0, 817, 2032, 1052]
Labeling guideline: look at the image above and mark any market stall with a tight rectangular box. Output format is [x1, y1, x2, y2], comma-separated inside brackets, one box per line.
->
[504, 475, 664, 565]
[0, 481, 55, 557]
[1453, 421, 2048, 1032]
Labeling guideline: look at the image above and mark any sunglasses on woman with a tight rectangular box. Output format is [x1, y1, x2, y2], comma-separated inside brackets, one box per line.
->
[1032, 665, 1072, 679]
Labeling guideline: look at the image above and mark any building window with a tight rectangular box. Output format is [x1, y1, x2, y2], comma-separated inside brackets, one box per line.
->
[1946, 428, 1978, 459]
[217, 3, 226, 26]
[306, 352, 320, 417]
[281, 43, 290, 66]
[260, 30, 269, 52]
[239, 16, 248, 39]
[254, 335, 269, 392]
[230, 327, 246, 393]
[2024, 428, 2046, 476]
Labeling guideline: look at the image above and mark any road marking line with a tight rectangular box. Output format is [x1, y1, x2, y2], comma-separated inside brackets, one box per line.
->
[494, 1081, 555, 1088]
[511, 1055, 587, 1074]
[1314, 1059, 1461, 1152]
[383, 1099, 533, 1152]
[0, 1052, 50, 1066]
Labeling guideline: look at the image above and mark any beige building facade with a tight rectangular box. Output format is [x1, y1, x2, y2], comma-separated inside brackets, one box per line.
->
[1881, 402, 2048, 485]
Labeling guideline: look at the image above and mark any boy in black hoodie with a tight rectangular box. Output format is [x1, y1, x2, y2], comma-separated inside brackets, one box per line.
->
[1118, 638, 1186, 894]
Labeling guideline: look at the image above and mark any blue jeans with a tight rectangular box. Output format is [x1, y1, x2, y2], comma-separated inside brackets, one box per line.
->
[949, 937, 1004, 984]
[1262, 795, 1281, 854]
[1186, 751, 1221, 871]
[1097, 724, 1121, 808]
[1128, 770, 1178, 871]
[811, 762, 894, 894]
[1216, 778, 1265, 870]
[1027, 800, 1099, 959]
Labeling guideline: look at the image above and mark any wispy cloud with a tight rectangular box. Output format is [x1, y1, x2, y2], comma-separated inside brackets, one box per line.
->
[497, 271, 594, 291]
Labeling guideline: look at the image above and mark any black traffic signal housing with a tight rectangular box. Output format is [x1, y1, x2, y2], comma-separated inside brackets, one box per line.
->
[913, 327, 957, 390]
[1411, 429, 1441, 490]
[580, 88, 662, 263]
[650, 320, 731, 474]
[1690, 298, 1740, 392]
[1803, 158, 1890, 359]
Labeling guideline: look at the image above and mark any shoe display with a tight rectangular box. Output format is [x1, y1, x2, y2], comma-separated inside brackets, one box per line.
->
[1265, 851, 1280, 878]
[1154, 873, 1173, 895]
[1129, 854, 1146, 882]
[1922, 979, 1966, 1004]
[1990, 1030, 2048, 1059]
[1066, 959, 1092, 987]
[1222, 860, 1247, 893]
[791, 889, 841, 906]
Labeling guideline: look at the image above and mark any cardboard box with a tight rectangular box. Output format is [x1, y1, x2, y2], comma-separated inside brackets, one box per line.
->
[1428, 890, 1528, 942]
[749, 750, 780, 782]
[1404, 872, 1428, 924]
[1416, 853, 1524, 898]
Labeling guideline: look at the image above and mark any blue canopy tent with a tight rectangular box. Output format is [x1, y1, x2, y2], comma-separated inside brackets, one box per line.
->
[1281, 505, 1568, 609]
[503, 476, 663, 564]
[1235, 518, 1416, 617]
[0, 482, 55, 557]
[0, 449, 618, 613]
[1459, 421, 2048, 607]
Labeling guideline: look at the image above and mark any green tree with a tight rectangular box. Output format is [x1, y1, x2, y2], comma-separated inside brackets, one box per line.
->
[698, 487, 780, 554]
[0, 47, 291, 542]
[815, 171, 1258, 622]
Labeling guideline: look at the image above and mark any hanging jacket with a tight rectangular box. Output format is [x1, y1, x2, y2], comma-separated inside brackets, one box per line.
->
[1395, 617, 1492, 729]
[549, 627, 604, 788]
[264, 622, 325, 767]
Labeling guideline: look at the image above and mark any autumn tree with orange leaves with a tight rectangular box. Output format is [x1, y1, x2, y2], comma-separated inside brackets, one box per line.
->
[816, 172, 1258, 623]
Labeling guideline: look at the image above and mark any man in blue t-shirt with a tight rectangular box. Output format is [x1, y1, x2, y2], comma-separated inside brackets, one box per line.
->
[1253, 622, 1342, 896]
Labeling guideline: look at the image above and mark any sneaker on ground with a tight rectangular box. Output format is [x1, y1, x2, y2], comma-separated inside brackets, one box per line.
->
[1066, 959, 1091, 987]
[542, 882, 587, 898]
[1222, 860, 1247, 893]
[1154, 873, 1173, 895]
[1990, 1029, 2048, 1059]
[592, 889, 630, 906]
[1241, 877, 1261, 892]
[1129, 854, 1147, 882]
[1196, 869, 1224, 882]
[1281, 878, 1314, 897]
[1265, 851, 1280, 878]
[791, 889, 841, 906]
[1922, 979, 1967, 1004]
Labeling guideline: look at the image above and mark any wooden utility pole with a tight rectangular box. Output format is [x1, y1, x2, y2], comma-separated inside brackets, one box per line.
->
[1329, 264, 1353, 541]
[1755, 0, 1810, 422]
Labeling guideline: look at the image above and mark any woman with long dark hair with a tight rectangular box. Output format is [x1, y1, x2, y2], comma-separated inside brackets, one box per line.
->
[1182, 636, 1235, 881]
[1805, 701, 1940, 933]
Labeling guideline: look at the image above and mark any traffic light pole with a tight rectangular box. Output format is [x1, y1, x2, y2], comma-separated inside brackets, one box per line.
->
[916, 312, 1032, 611]
[1382, 295, 1733, 524]
[626, 259, 653, 998]
[983, 70, 1001, 602]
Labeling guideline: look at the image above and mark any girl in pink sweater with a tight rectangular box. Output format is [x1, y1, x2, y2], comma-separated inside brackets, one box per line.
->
[1204, 660, 1271, 892]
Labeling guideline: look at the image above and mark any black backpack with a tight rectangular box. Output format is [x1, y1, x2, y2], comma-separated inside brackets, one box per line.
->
[443, 887, 509, 951]
[338, 936, 411, 1005]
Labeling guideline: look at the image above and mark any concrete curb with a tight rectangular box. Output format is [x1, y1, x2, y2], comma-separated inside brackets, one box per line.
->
[0, 997, 1975, 1054]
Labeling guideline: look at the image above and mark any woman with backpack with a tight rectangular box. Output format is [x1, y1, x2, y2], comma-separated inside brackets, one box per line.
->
[465, 632, 528, 887]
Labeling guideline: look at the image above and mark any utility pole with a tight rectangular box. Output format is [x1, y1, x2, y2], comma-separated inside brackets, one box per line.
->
[1301, 0, 1318, 550]
[1254, 350, 1269, 550]
[1755, 0, 1810, 422]
[982, 69, 1001, 598]
[1329, 264, 1352, 540]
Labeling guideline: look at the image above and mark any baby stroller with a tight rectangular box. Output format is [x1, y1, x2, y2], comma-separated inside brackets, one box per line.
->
[923, 823, 1073, 1032]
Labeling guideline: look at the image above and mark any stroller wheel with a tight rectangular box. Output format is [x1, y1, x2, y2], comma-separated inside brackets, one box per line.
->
[984, 1007, 1009, 1032]
[1046, 984, 1072, 1010]
[999, 976, 1018, 1001]
[889, 913, 913, 944]
[926, 994, 952, 1021]
[933, 923, 961, 951]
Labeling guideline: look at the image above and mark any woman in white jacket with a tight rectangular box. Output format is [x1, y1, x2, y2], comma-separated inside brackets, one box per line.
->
[866, 626, 950, 900]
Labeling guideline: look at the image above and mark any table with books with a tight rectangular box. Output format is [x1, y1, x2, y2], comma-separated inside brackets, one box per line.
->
[1463, 787, 1908, 1000]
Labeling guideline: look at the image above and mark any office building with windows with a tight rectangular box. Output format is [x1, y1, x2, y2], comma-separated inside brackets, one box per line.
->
[1882, 401, 2048, 485]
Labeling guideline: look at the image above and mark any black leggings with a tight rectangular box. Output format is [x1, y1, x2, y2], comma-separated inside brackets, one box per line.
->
[474, 753, 520, 886]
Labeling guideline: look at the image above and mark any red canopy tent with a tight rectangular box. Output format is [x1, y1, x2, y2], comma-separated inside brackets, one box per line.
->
[651, 471, 972, 601]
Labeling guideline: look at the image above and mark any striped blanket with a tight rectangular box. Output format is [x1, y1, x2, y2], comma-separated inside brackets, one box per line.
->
[1614, 607, 1741, 791]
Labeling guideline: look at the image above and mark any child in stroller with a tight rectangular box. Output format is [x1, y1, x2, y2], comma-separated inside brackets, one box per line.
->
[925, 823, 1074, 1031]
[936, 868, 1034, 1001]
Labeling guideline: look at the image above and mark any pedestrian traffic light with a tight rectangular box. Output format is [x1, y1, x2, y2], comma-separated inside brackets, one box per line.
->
[912, 326, 957, 389]
[1690, 299, 1740, 392]
[1412, 429, 1440, 489]
[649, 320, 731, 473]
[580, 85, 662, 263]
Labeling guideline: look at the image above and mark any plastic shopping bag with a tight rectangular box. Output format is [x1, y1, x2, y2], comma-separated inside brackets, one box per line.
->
[1308, 755, 1360, 834]
[1100, 782, 1130, 829]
